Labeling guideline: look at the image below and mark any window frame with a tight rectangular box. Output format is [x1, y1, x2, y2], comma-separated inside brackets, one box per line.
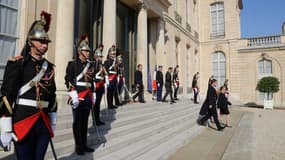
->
[210, 2, 225, 38]
[212, 51, 226, 87]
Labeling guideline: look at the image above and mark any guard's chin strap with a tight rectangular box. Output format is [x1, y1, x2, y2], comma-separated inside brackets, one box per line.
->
[79, 50, 89, 61]
[29, 41, 45, 55]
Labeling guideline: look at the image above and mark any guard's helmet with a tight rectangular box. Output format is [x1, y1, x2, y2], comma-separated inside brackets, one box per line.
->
[28, 11, 51, 43]
[78, 35, 91, 52]
[94, 48, 103, 57]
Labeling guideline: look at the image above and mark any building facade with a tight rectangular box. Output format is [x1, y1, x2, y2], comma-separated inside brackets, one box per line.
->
[0, 0, 284, 108]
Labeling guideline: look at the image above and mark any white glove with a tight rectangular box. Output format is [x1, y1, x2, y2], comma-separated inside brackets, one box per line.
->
[157, 83, 160, 87]
[0, 117, 13, 151]
[105, 76, 110, 86]
[174, 83, 178, 88]
[49, 112, 57, 133]
[68, 90, 79, 109]
[0, 132, 12, 151]
[92, 92, 96, 104]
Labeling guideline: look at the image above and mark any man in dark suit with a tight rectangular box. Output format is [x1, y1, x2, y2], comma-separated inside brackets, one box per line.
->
[192, 72, 199, 104]
[162, 67, 175, 104]
[197, 79, 225, 131]
[132, 64, 145, 103]
[156, 66, 163, 101]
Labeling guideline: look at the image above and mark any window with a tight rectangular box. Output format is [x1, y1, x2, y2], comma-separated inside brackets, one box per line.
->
[258, 59, 273, 100]
[212, 52, 226, 87]
[210, 3, 224, 37]
[0, 0, 19, 80]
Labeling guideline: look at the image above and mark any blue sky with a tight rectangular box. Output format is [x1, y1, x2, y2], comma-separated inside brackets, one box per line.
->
[240, 0, 285, 38]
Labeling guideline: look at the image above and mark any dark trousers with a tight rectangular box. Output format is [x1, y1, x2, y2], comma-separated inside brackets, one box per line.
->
[157, 85, 163, 101]
[193, 89, 199, 103]
[133, 84, 144, 102]
[72, 95, 91, 151]
[107, 79, 120, 107]
[92, 87, 104, 123]
[174, 86, 179, 99]
[200, 106, 222, 129]
[163, 86, 173, 101]
[15, 117, 50, 160]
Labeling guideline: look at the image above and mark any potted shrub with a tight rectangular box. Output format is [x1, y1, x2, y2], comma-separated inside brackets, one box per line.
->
[256, 76, 280, 109]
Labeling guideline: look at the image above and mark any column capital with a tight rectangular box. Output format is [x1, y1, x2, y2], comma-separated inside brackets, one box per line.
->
[137, 2, 148, 11]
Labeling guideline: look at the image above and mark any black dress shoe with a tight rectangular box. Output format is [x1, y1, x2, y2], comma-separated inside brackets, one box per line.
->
[161, 100, 167, 103]
[108, 105, 118, 109]
[139, 100, 146, 103]
[96, 121, 105, 126]
[75, 148, 85, 155]
[218, 126, 225, 131]
[84, 146, 94, 152]
[171, 100, 176, 103]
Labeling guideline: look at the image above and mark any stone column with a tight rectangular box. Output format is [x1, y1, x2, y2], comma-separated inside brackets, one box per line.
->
[137, 3, 148, 88]
[103, 0, 116, 55]
[54, 0, 75, 91]
[156, 18, 165, 66]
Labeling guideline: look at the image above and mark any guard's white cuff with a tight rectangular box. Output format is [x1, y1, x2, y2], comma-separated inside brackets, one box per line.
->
[105, 76, 110, 85]
[48, 112, 57, 125]
[0, 117, 12, 132]
[68, 90, 78, 100]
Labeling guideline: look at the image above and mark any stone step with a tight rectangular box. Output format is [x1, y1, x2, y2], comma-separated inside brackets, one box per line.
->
[0, 99, 201, 160]
[53, 103, 196, 145]
[49, 104, 200, 160]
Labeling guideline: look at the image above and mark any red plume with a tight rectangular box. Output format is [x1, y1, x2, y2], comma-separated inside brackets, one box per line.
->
[40, 11, 51, 32]
[80, 34, 89, 41]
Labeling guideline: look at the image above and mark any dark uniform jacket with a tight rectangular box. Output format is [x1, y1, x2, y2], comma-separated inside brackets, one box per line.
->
[156, 71, 163, 86]
[192, 76, 198, 88]
[165, 71, 172, 88]
[134, 70, 143, 86]
[65, 60, 95, 95]
[199, 85, 217, 115]
[173, 72, 179, 86]
[104, 59, 117, 81]
[0, 55, 57, 141]
[94, 60, 106, 89]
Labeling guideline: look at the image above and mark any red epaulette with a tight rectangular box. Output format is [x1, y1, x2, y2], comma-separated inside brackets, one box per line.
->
[8, 55, 24, 62]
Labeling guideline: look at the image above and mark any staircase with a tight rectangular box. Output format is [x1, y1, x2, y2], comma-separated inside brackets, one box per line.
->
[0, 97, 203, 160]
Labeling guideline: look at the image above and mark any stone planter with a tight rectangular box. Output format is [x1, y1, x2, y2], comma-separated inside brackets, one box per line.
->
[264, 100, 273, 110]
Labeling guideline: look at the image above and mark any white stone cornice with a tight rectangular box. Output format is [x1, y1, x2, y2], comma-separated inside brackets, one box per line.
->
[163, 13, 199, 44]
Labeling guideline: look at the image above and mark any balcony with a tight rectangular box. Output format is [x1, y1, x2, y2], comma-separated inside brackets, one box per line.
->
[247, 35, 281, 47]
[174, 11, 182, 24]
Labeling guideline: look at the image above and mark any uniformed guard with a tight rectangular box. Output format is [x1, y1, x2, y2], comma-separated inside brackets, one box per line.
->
[104, 45, 119, 109]
[0, 11, 57, 160]
[64, 35, 95, 155]
[92, 46, 108, 126]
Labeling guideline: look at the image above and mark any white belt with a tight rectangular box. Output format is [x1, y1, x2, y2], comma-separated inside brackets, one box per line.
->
[76, 82, 91, 87]
[16, 98, 49, 108]
[109, 71, 117, 74]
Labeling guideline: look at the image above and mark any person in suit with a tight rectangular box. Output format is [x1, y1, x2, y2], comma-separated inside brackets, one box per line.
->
[65, 35, 95, 155]
[192, 72, 199, 104]
[197, 79, 225, 131]
[217, 86, 232, 127]
[156, 66, 164, 101]
[132, 64, 146, 103]
[173, 65, 180, 100]
[0, 11, 58, 159]
[162, 67, 175, 104]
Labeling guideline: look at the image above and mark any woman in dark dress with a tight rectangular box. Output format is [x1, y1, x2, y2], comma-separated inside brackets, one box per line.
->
[217, 86, 232, 127]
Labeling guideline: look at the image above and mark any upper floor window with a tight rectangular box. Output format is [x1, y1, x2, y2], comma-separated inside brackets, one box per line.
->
[212, 51, 226, 87]
[0, 0, 19, 80]
[210, 3, 225, 37]
[0, 0, 19, 64]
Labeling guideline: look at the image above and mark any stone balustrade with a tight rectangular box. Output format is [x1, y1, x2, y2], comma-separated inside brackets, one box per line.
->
[247, 35, 281, 47]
